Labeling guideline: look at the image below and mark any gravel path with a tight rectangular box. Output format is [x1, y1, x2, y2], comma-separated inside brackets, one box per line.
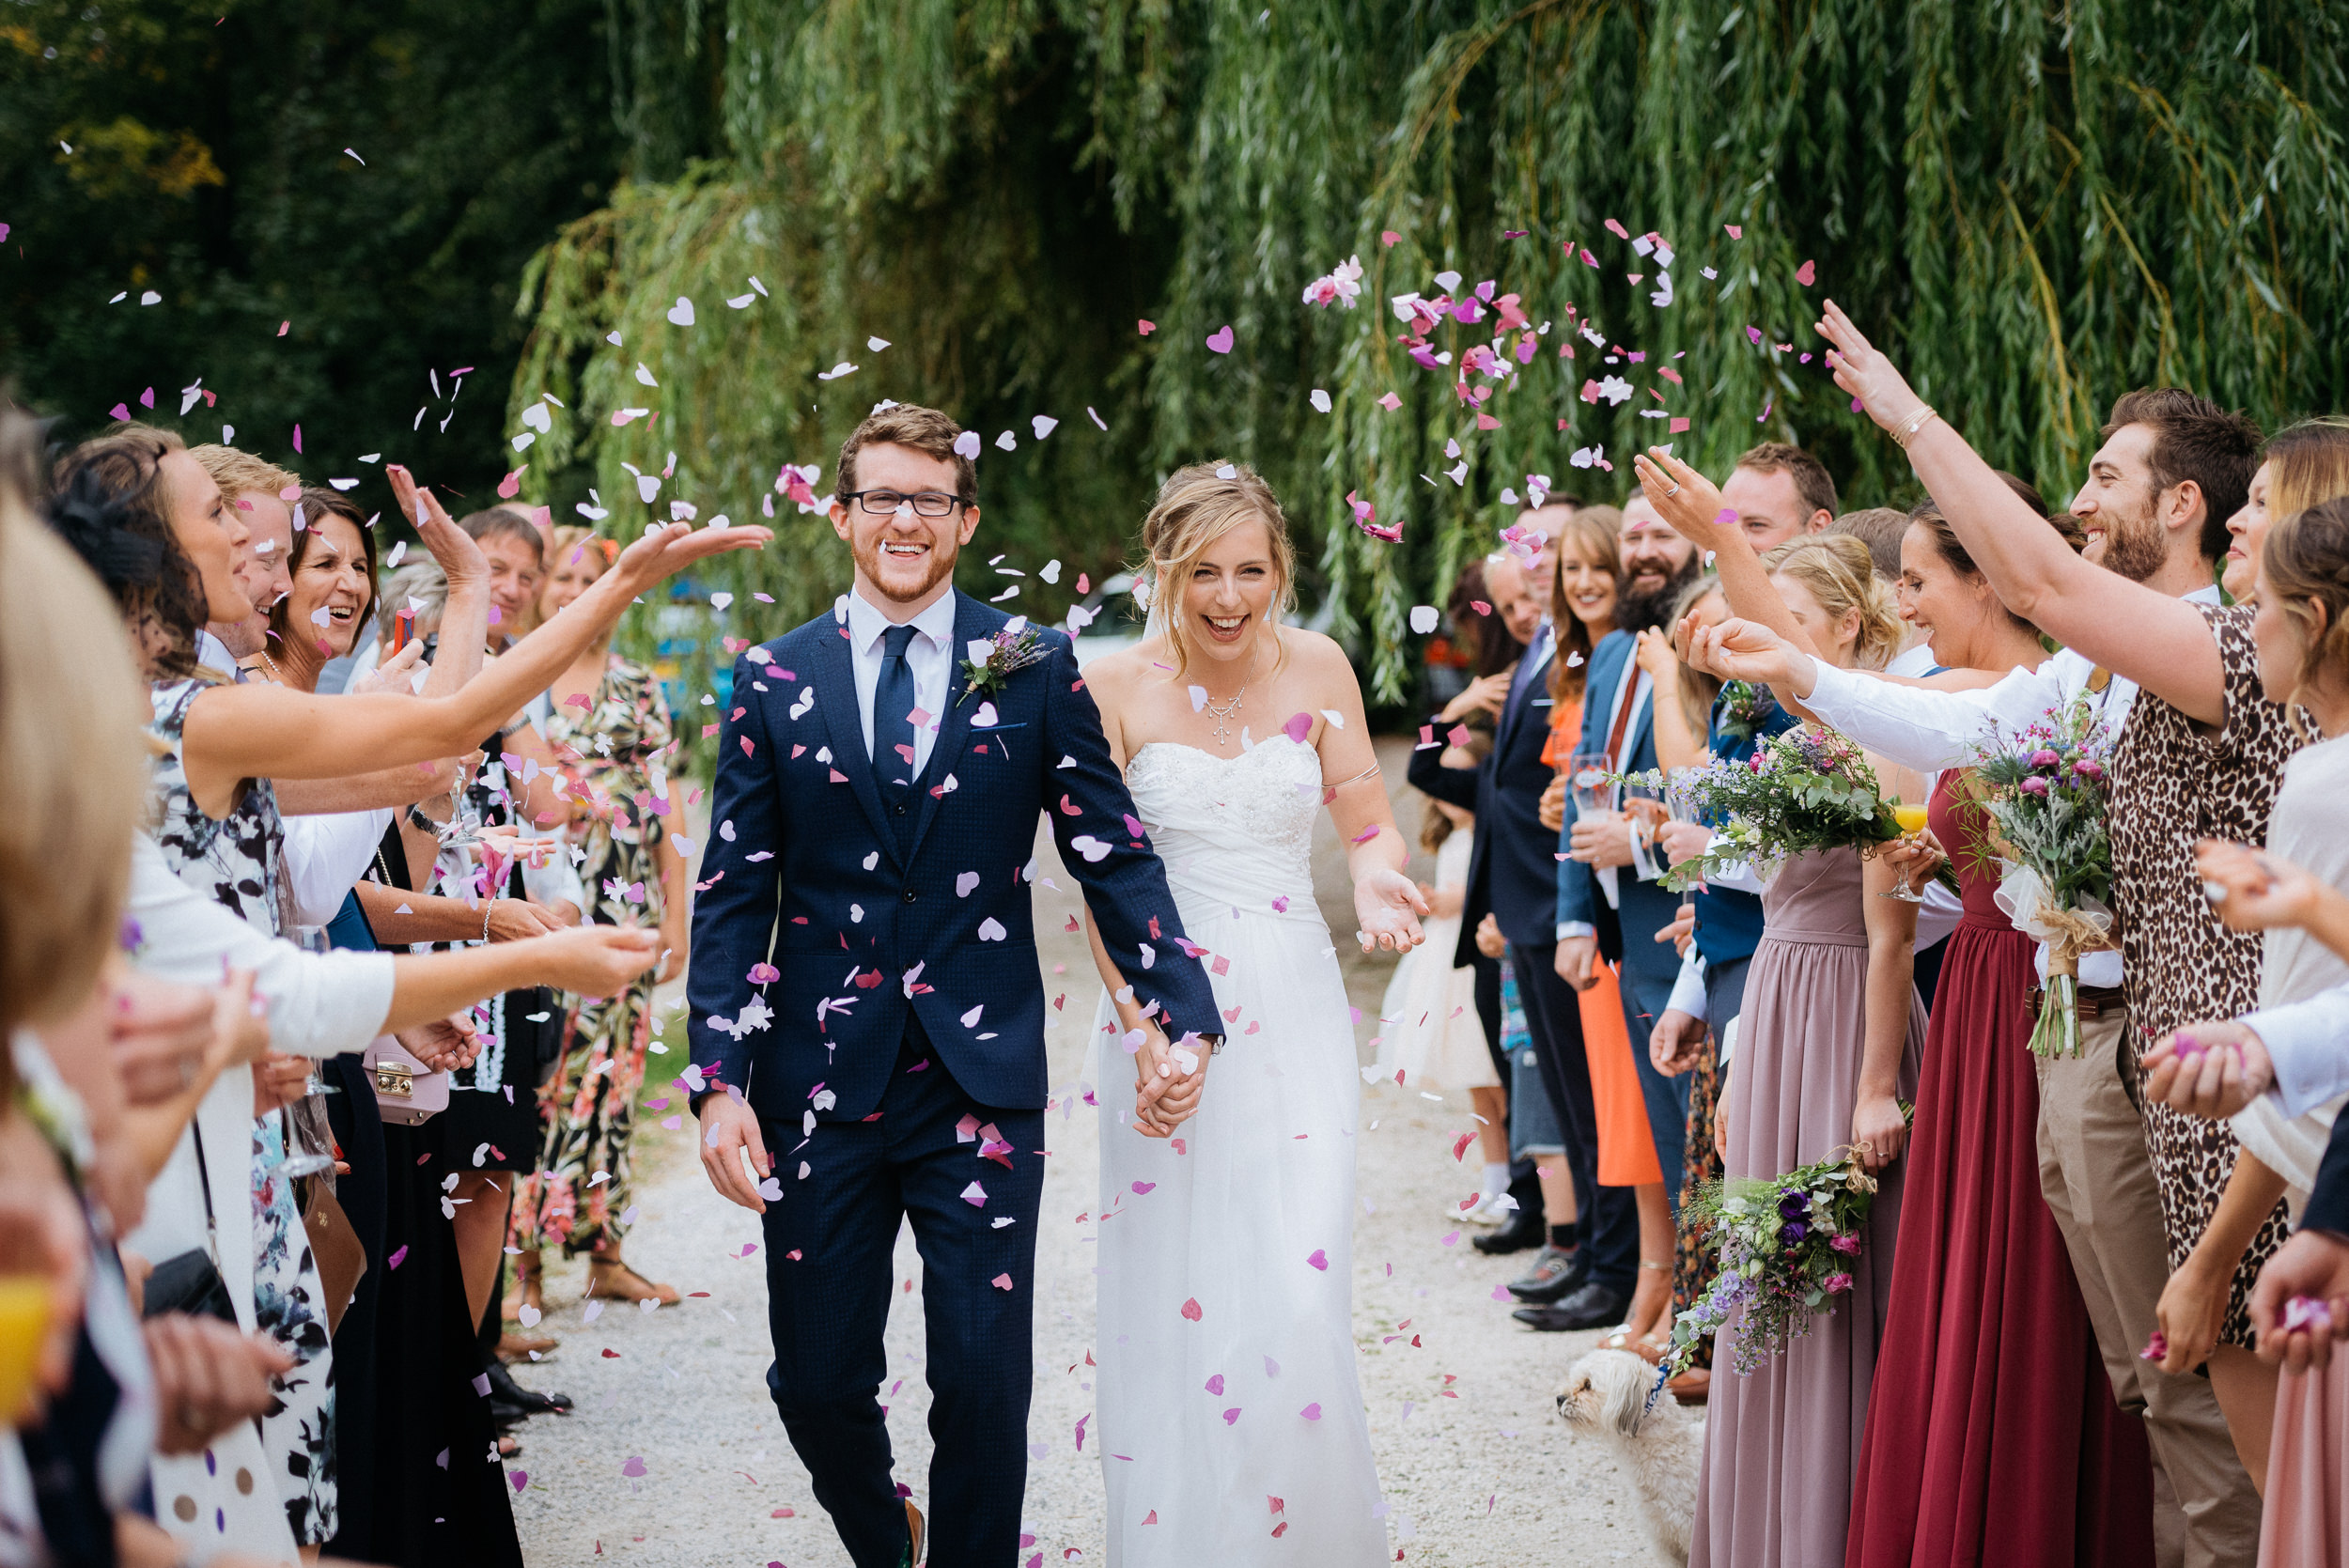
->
[511, 741, 1661, 1565]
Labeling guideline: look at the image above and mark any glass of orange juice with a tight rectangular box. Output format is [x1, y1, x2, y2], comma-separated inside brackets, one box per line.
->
[1882, 801, 1932, 902]
[0, 1276, 53, 1428]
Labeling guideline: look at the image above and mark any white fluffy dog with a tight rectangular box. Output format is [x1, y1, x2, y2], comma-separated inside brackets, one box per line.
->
[1555, 1347, 1703, 1565]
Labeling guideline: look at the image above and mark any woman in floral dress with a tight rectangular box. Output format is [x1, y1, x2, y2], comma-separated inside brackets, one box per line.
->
[509, 528, 692, 1307]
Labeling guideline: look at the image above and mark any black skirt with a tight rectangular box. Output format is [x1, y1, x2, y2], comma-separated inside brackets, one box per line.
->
[438, 988, 543, 1171]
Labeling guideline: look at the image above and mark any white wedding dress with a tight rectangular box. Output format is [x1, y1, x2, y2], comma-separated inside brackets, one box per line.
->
[1090, 736, 1385, 1564]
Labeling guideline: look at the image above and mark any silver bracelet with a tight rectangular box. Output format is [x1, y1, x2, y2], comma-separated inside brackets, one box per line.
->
[483, 899, 495, 944]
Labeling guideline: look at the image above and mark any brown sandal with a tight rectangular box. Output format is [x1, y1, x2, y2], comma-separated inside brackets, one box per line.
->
[587, 1257, 680, 1305]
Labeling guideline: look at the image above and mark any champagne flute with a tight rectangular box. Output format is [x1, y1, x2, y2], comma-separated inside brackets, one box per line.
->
[1881, 800, 1932, 902]
[1568, 750, 1614, 821]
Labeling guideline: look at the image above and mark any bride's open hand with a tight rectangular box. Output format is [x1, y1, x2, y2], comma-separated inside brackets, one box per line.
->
[1631, 450, 1739, 552]
[1354, 868, 1429, 954]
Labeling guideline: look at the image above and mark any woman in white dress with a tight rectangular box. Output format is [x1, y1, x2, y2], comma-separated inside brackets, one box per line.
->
[1079, 461, 1427, 1566]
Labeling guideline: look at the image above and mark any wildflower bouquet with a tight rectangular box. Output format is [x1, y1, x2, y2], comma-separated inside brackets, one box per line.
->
[1969, 698, 2116, 1058]
[1629, 724, 1906, 893]
[1713, 679, 1781, 745]
[1665, 1138, 1896, 1377]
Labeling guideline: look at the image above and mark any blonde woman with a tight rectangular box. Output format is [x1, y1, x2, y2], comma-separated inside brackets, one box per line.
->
[1078, 461, 1424, 1566]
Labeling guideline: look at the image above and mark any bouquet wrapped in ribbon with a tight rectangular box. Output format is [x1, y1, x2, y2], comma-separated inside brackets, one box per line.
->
[1665, 1138, 1896, 1377]
[1969, 698, 2116, 1059]
[1628, 723, 1911, 893]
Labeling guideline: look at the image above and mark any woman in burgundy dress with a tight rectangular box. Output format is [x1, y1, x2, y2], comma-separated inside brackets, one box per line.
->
[1840, 775, 2152, 1566]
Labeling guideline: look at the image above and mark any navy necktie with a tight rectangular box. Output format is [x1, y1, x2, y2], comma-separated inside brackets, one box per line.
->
[875, 624, 920, 846]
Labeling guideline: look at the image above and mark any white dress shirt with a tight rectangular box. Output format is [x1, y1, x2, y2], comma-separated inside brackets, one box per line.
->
[1795, 585, 2224, 991]
[843, 586, 958, 775]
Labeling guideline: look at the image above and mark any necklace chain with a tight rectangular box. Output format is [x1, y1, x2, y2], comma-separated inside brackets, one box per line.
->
[1202, 683, 1245, 747]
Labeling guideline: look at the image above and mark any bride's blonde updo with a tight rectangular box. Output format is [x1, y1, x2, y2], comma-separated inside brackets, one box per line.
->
[1136, 460, 1298, 677]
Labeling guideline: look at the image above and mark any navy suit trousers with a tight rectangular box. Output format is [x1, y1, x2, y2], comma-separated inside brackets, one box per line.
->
[757, 1020, 1045, 1568]
[1511, 943, 1638, 1293]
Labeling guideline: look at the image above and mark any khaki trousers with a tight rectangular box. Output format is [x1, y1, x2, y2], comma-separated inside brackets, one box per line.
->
[2037, 1001, 2263, 1568]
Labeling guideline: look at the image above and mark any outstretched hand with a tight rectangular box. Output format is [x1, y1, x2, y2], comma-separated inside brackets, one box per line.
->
[2197, 839, 2325, 933]
[611, 520, 774, 594]
[1631, 450, 1739, 552]
[1815, 301, 1928, 433]
[386, 464, 489, 586]
[1354, 867, 1430, 954]
[1687, 616, 1816, 693]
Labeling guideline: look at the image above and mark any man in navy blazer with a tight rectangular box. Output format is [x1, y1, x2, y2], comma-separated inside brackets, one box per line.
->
[1557, 499, 1703, 1220]
[689, 406, 1221, 1568]
[1408, 517, 1638, 1330]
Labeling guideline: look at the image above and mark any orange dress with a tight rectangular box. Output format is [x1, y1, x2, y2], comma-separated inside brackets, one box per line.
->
[1545, 691, 1663, 1188]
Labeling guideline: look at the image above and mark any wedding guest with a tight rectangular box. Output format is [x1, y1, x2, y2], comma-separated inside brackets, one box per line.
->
[189, 444, 299, 665]
[1719, 441, 1838, 551]
[1672, 535, 1930, 1564]
[1410, 504, 1641, 1320]
[462, 505, 546, 653]
[1521, 508, 1673, 1343]
[1812, 313, 2330, 1552]
[1828, 505, 1911, 583]
[2139, 497, 2349, 1538]
[1647, 446, 2159, 1567]
[508, 526, 689, 1312]
[1553, 497, 1706, 1333]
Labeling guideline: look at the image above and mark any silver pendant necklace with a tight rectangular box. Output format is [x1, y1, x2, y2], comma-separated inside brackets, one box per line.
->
[1203, 684, 1246, 747]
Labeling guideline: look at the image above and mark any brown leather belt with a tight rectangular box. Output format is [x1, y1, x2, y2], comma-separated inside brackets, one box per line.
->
[2023, 984, 2127, 1019]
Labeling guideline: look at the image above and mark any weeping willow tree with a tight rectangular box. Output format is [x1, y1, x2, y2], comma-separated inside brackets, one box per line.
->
[509, 0, 2349, 712]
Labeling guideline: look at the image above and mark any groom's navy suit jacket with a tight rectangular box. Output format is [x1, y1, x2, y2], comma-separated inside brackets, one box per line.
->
[688, 590, 1220, 1123]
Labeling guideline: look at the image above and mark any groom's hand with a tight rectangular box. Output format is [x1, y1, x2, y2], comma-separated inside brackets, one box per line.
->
[1131, 1022, 1206, 1137]
[697, 1092, 773, 1213]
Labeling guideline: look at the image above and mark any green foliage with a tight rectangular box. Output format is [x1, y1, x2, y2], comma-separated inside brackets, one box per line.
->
[510, 0, 2349, 721]
[0, 0, 621, 503]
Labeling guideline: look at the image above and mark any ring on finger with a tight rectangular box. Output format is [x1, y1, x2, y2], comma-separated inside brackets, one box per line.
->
[1664, 481, 1681, 496]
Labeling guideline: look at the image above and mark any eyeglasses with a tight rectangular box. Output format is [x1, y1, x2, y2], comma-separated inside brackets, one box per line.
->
[843, 489, 974, 518]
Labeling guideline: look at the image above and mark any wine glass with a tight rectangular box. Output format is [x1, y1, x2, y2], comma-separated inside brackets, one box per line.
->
[1881, 799, 1932, 902]
[1568, 750, 1614, 821]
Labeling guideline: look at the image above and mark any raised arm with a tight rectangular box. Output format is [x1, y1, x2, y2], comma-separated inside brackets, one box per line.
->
[1633, 450, 1828, 668]
[1816, 301, 2225, 724]
[179, 517, 770, 814]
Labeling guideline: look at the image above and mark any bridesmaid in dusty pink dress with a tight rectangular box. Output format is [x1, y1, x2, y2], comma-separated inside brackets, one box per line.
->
[1692, 840, 1924, 1567]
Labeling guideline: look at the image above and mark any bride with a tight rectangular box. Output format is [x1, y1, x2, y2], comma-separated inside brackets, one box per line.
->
[1078, 461, 1427, 1564]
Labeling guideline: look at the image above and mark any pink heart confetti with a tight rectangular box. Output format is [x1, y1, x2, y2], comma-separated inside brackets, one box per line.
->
[509, 1470, 528, 1492]
[1796, 258, 1816, 286]
[1181, 1297, 1203, 1322]
[1300, 1403, 1322, 1421]
[1222, 1407, 1241, 1425]
[1306, 1249, 1329, 1270]
[621, 1455, 647, 1477]
[1206, 1374, 1225, 1395]
[1206, 325, 1235, 354]
[2284, 1296, 2335, 1335]
[1283, 711, 1313, 744]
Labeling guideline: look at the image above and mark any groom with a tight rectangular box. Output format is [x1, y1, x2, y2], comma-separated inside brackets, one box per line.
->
[688, 404, 1222, 1568]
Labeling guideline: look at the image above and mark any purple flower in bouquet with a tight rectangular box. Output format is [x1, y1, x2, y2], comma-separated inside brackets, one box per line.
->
[1777, 1191, 1811, 1220]
[2019, 776, 2050, 798]
[1824, 1272, 1854, 1295]
[2030, 748, 2063, 770]
[1828, 1232, 1861, 1256]
[1778, 1219, 1809, 1247]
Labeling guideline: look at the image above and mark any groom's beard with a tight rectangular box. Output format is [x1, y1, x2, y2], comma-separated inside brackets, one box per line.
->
[852, 531, 959, 606]
[1613, 552, 1703, 634]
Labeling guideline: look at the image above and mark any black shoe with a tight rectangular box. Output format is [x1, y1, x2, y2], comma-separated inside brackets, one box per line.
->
[1470, 1182, 1546, 1254]
[1512, 1282, 1627, 1332]
[1505, 1244, 1587, 1303]
[486, 1358, 572, 1419]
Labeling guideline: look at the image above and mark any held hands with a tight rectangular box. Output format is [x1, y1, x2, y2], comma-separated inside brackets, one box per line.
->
[1354, 868, 1431, 954]
[1814, 301, 1928, 434]
[2250, 1230, 2349, 1370]
[2140, 1020, 2273, 1121]
[1631, 451, 1738, 551]
[1130, 1020, 1206, 1138]
[697, 1091, 774, 1214]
